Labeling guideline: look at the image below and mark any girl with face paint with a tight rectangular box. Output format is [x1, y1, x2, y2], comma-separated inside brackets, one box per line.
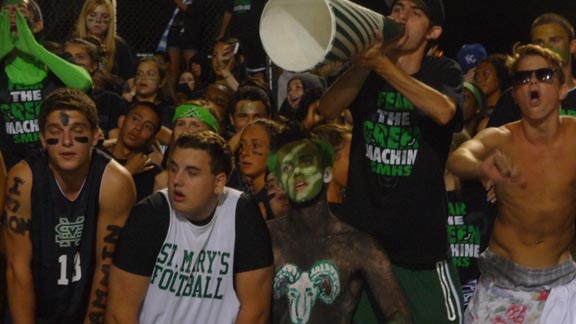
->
[131, 57, 176, 129]
[74, 0, 136, 80]
[235, 119, 285, 219]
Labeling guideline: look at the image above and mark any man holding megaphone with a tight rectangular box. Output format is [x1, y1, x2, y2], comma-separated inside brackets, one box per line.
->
[319, 0, 464, 323]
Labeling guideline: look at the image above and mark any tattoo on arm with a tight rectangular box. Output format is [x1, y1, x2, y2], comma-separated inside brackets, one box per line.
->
[87, 225, 123, 324]
[7, 216, 30, 235]
[8, 176, 24, 195]
[5, 176, 29, 235]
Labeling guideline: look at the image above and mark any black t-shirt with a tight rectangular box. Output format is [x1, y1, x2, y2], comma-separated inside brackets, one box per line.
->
[112, 37, 136, 81]
[113, 190, 273, 276]
[487, 87, 576, 127]
[0, 69, 63, 170]
[158, 101, 176, 129]
[446, 182, 496, 284]
[119, 160, 161, 203]
[92, 89, 127, 139]
[97, 146, 162, 202]
[224, 0, 266, 40]
[341, 55, 463, 266]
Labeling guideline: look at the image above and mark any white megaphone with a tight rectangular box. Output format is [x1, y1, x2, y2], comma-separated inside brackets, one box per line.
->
[259, 0, 404, 72]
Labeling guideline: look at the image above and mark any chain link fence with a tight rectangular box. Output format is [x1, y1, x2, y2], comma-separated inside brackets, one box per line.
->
[37, 0, 226, 56]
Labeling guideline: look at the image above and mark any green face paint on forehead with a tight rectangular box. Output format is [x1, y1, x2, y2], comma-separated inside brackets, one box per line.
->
[239, 102, 258, 113]
[278, 141, 324, 203]
[548, 46, 570, 65]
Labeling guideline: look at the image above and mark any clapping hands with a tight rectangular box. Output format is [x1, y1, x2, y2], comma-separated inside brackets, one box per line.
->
[13, 8, 41, 56]
[0, 9, 15, 60]
[0, 8, 41, 60]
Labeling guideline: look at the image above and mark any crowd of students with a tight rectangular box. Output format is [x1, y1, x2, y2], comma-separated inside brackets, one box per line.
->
[1, 0, 576, 323]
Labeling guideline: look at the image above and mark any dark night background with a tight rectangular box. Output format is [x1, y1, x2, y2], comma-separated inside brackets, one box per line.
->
[37, 0, 576, 60]
[356, 0, 576, 59]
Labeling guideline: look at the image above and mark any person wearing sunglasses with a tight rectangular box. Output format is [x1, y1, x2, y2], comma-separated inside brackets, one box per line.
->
[488, 13, 576, 127]
[447, 44, 576, 324]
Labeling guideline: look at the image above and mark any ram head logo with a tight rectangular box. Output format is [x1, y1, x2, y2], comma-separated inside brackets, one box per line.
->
[273, 261, 341, 324]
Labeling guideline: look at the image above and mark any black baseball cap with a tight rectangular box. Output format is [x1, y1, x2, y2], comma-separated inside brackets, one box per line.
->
[392, 0, 445, 26]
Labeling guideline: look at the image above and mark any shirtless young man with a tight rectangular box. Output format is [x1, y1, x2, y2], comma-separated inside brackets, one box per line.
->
[447, 44, 576, 324]
[267, 130, 411, 324]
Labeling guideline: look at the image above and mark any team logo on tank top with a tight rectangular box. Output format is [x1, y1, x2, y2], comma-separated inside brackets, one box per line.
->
[55, 216, 85, 247]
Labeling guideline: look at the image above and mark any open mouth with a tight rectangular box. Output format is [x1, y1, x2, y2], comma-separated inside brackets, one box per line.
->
[530, 90, 540, 105]
[240, 161, 252, 169]
[289, 97, 301, 108]
[60, 152, 76, 159]
[294, 181, 307, 191]
[172, 189, 185, 201]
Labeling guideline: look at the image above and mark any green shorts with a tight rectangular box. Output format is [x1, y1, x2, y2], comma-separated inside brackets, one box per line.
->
[354, 260, 464, 324]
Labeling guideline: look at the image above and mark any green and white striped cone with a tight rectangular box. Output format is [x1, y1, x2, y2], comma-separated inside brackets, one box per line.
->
[260, 0, 404, 72]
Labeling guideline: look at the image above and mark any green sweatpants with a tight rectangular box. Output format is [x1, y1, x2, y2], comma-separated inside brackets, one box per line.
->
[353, 260, 464, 324]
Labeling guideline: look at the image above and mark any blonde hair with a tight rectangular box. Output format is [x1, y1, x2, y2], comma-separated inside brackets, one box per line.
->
[75, 0, 117, 73]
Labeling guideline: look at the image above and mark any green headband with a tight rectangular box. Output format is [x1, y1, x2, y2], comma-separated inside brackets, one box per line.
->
[172, 104, 220, 133]
[463, 82, 483, 107]
[3, 0, 24, 5]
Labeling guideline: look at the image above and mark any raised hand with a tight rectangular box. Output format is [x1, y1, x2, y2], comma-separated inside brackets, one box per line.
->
[0, 9, 15, 60]
[13, 9, 41, 57]
[124, 152, 154, 175]
[351, 30, 385, 70]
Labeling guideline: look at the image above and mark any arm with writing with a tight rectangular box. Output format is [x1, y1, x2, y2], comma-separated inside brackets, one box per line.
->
[84, 161, 136, 324]
[13, 10, 92, 92]
[234, 266, 273, 324]
[4, 162, 35, 324]
[0, 151, 6, 219]
[0, 152, 7, 255]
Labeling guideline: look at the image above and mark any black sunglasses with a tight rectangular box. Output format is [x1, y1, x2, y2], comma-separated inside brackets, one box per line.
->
[512, 68, 557, 86]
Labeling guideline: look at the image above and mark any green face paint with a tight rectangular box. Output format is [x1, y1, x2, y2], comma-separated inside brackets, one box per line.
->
[136, 69, 160, 84]
[239, 102, 257, 113]
[278, 141, 324, 203]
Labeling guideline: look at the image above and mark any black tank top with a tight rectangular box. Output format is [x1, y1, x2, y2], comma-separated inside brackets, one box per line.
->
[29, 149, 110, 324]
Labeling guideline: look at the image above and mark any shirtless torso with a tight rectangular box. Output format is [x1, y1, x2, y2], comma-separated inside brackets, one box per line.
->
[486, 119, 576, 268]
[448, 49, 576, 269]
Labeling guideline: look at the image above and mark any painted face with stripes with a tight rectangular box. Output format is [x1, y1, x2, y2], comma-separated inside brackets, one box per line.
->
[85, 4, 110, 37]
[277, 140, 324, 204]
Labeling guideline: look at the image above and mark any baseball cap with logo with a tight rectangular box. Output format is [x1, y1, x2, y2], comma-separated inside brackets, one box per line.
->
[456, 43, 488, 74]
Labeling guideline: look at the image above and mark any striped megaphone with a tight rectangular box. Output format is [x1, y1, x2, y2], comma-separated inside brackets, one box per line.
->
[259, 0, 404, 72]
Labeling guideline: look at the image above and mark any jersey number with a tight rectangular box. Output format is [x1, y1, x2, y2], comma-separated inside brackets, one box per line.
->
[57, 252, 82, 285]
